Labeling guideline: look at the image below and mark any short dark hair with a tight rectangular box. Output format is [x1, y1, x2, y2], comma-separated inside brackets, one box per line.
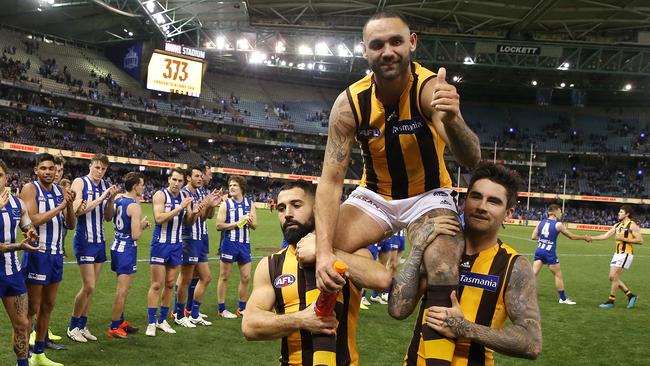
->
[279, 179, 316, 199]
[59, 178, 71, 188]
[169, 167, 186, 178]
[548, 204, 561, 213]
[228, 175, 247, 194]
[54, 155, 65, 166]
[187, 165, 203, 176]
[620, 205, 634, 217]
[363, 10, 410, 35]
[90, 153, 109, 167]
[467, 163, 522, 209]
[124, 172, 144, 191]
[36, 153, 56, 166]
[0, 159, 7, 174]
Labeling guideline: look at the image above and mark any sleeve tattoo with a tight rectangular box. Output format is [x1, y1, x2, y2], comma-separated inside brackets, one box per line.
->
[325, 96, 355, 165]
[443, 256, 542, 359]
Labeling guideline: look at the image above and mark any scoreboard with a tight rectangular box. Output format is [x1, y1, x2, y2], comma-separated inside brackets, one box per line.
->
[146, 50, 204, 97]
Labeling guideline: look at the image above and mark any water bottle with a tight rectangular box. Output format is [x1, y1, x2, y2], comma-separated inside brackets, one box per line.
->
[314, 260, 348, 317]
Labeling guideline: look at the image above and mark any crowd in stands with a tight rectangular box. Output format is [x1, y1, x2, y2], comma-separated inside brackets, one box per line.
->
[515, 205, 650, 228]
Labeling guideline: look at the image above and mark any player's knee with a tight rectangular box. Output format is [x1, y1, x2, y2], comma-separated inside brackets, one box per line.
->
[608, 274, 617, 282]
[240, 273, 251, 284]
[150, 282, 162, 292]
[202, 273, 213, 285]
[13, 315, 29, 334]
[164, 279, 176, 289]
[82, 282, 96, 295]
[40, 300, 55, 314]
[219, 272, 230, 282]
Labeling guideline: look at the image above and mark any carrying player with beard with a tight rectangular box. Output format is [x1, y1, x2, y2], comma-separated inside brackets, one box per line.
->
[242, 180, 391, 365]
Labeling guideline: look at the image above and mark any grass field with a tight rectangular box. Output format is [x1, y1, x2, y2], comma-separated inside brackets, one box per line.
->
[1, 206, 648, 366]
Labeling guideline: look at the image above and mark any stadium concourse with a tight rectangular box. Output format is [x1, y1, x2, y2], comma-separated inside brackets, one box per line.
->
[0, 1, 650, 365]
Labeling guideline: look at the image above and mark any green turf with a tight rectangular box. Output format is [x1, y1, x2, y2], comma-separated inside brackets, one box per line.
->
[1, 207, 647, 365]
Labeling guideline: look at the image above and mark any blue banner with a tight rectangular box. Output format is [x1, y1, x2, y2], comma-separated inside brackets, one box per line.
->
[104, 41, 143, 81]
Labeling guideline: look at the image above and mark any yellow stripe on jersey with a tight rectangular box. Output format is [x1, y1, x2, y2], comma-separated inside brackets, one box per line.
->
[615, 220, 635, 254]
[346, 62, 452, 200]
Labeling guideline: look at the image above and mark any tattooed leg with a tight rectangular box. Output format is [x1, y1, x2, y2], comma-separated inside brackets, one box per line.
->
[3, 293, 30, 359]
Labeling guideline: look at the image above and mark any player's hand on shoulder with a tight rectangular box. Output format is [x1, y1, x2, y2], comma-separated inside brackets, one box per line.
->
[425, 291, 465, 338]
[296, 232, 316, 266]
[316, 251, 346, 293]
[300, 303, 337, 336]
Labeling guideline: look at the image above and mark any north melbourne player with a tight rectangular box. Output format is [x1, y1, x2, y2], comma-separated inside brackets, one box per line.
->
[531, 204, 589, 304]
[107, 172, 150, 338]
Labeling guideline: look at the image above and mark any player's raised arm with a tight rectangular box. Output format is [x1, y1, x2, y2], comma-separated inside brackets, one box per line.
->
[128, 202, 148, 241]
[557, 223, 588, 241]
[421, 67, 480, 168]
[426, 256, 542, 360]
[315, 91, 357, 293]
[215, 201, 238, 231]
[19, 183, 64, 226]
[241, 258, 336, 340]
[152, 190, 188, 224]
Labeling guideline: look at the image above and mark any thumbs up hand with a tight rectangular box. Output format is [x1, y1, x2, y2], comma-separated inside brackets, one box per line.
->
[430, 67, 460, 125]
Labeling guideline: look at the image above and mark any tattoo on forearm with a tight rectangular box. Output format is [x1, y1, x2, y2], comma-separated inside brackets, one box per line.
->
[325, 96, 355, 165]
[465, 257, 542, 359]
[446, 118, 480, 166]
[13, 294, 29, 358]
[444, 316, 471, 337]
[389, 247, 425, 319]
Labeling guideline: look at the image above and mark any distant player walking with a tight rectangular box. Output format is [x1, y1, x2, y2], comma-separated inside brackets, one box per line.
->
[531, 204, 589, 304]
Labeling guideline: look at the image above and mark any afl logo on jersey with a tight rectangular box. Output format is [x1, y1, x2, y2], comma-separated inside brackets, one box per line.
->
[11, 209, 21, 217]
[357, 128, 381, 139]
[274, 274, 296, 288]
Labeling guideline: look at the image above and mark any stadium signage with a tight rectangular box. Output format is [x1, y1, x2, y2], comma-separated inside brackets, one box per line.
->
[497, 45, 541, 55]
[164, 42, 206, 59]
[460, 272, 499, 292]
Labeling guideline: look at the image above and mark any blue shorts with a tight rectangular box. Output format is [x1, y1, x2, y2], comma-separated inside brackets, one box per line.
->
[534, 249, 559, 265]
[150, 242, 183, 267]
[73, 236, 107, 264]
[220, 240, 251, 264]
[367, 244, 379, 260]
[23, 252, 63, 285]
[378, 238, 398, 252]
[0, 272, 27, 297]
[200, 235, 210, 262]
[111, 246, 137, 275]
[395, 236, 406, 252]
[182, 239, 203, 265]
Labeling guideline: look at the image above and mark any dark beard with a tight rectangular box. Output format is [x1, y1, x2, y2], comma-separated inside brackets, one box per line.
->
[282, 218, 315, 245]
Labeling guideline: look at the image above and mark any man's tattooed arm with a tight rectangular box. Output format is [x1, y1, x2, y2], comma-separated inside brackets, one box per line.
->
[443, 256, 542, 359]
[315, 91, 357, 260]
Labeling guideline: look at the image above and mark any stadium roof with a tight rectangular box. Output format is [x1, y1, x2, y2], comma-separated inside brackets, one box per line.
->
[2, 0, 650, 45]
[2, 1, 650, 100]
